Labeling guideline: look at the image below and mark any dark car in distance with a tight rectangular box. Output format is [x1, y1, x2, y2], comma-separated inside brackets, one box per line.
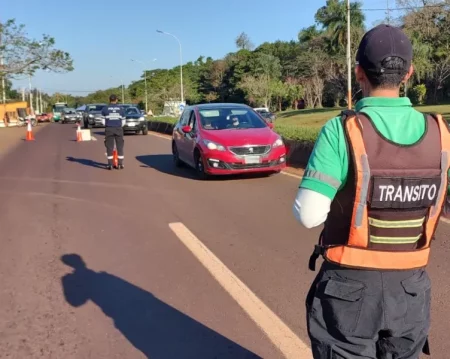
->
[83, 104, 107, 129]
[122, 106, 148, 135]
[254, 108, 276, 123]
[61, 108, 81, 124]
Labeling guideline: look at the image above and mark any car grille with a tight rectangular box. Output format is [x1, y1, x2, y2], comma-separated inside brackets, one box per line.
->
[229, 145, 270, 156]
[227, 161, 277, 170]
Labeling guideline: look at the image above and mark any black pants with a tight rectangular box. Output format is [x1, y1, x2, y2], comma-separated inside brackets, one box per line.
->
[306, 262, 431, 359]
[104, 127, 124, 165]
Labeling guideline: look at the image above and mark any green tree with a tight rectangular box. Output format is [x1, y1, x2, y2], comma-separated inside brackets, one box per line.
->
[0, 19, 73, 77]
[314, 0, 365, 54]
[235, 32, 254, 51]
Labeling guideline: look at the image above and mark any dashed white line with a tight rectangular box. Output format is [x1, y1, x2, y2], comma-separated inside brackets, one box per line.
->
[169, 222, 313, 359]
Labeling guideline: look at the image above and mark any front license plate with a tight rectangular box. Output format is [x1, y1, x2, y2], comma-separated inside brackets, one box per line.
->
[244, 156, 261, 164]
[127, 122, 136, 126]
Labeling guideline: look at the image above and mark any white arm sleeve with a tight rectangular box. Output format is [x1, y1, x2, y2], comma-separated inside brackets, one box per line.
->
[292, 188, 332, 229]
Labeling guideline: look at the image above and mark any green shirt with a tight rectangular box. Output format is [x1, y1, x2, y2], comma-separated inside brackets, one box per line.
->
[300, 97, 447, 199]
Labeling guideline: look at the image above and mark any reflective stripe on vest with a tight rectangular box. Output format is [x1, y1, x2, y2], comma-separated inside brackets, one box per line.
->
[324, 113, 450, 270]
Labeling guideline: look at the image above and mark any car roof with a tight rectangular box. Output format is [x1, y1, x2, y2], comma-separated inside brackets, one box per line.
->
[193, 103, 251, 110]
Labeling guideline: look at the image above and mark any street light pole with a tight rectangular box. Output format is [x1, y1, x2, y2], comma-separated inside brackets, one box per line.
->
[157, 30, 184, 103]
[28, 73, 34, 115]
[144, 70, 148, 113]
[131, 58, 156, 114]
[0, 27, 6, 104]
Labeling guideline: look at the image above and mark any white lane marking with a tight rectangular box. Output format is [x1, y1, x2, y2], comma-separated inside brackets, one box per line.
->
[281, 171, 302, 180]
[91, 136, 97, 141]
[169, 222, 312, 359]
[440, 217, 450, 225]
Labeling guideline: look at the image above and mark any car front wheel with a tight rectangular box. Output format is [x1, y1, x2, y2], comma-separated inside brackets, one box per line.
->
[194, 150, 209, 180]
[142, 126, 148, 135]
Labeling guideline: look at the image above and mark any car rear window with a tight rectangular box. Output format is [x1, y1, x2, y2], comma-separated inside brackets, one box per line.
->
[88, 105, 105, 111]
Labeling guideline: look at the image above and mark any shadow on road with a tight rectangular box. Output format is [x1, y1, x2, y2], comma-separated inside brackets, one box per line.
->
[93, 131, 138, 137]
[136, 154, 273, 182]
[60, 254, 261, 359]
[136, 154, 198, 180]
[66, 156, 106, 169]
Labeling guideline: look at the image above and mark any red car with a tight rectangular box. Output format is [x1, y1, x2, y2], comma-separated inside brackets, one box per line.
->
[172, 103, 287, 179]
[36, 113, 51, 122]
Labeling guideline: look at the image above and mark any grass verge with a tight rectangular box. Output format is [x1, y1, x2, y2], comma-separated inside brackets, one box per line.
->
[148, 104, 450, 144]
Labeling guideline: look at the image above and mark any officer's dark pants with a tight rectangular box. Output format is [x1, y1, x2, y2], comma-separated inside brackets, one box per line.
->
[104, 127, 124, 165]
[306, 262, 431, 359]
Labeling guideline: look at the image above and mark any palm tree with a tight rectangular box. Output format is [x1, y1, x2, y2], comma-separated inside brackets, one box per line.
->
[315, 0, 365, 53]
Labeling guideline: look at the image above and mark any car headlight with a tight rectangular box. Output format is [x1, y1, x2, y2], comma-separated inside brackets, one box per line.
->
[203, 139, 226, 151]
[138, 116, 145, 121]
[273, 138, 284, 148]
[89, 114, 94, 118]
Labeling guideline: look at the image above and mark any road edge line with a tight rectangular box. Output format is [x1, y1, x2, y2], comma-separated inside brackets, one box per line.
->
[168, 222, 312, 359]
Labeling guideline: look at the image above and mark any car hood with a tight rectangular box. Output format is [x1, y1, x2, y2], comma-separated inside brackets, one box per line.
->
[125, 114, 142, 119]
[202, 127, 279, 146]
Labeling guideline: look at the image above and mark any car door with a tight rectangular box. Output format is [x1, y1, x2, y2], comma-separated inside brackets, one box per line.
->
[175, 109, 192, 162]
[183, 110, 198, 167]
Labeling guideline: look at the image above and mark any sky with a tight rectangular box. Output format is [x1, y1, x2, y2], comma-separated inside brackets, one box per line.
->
[5, 0, 402, 96]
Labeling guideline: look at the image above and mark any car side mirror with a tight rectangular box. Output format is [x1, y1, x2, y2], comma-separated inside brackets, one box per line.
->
[182, 125, 192, 133]
[268, 122, 274, 129]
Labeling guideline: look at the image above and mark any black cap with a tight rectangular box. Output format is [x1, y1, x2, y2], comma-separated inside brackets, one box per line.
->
[109, 94, 118, 102]
[356, 24, 413, 74]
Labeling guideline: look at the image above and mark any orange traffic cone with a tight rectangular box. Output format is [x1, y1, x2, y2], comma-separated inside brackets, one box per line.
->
[26, 121, 35, 141]
[113, 149, 118, 168]
[76, 123, 82, 142]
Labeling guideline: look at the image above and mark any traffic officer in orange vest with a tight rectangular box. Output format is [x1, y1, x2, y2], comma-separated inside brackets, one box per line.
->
[293, 24, 450, 358]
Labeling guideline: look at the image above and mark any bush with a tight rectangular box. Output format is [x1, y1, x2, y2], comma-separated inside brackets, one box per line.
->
[148, 116, 178, 124]
[147, 118, 320, 143]
[409, 84, 427, 105]
[274, 124, 320, 142]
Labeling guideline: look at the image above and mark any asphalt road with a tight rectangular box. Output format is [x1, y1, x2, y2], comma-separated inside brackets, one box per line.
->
[0, 123, 449, 359]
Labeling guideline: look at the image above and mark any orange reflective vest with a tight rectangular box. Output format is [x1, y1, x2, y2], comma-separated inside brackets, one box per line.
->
[310, 110, 450, 271]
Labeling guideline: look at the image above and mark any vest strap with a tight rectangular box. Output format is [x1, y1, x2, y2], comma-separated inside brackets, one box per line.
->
[308, 245, 325, 272]
[423, 337, 431, 356]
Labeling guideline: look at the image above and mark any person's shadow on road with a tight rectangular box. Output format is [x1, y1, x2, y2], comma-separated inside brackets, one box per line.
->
[60, 254, 261, 359]
[66, 156, 106, 169]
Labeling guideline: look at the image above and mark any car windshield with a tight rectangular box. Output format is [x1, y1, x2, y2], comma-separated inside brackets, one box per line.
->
[88, 105, 105, 111]
[198, 107, 268, 130]
[54, 106, 66, 112]
[125, 107, 140, 115]
[64, 108, 76, 113]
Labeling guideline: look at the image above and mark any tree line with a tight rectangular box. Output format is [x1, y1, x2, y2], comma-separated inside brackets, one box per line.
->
[4, 0, 450, 113]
